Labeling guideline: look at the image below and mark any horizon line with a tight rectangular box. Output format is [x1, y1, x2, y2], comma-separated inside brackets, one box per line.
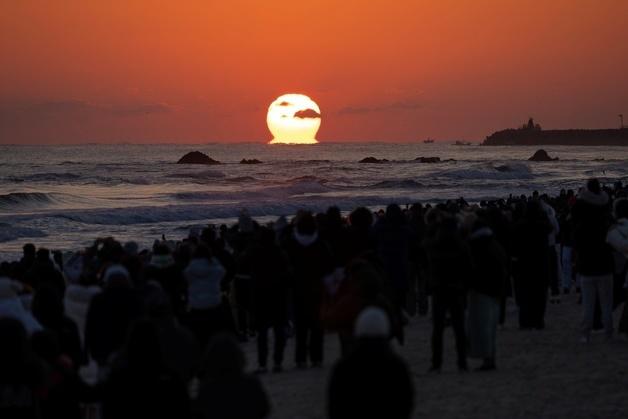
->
[0, 139, 481, 146]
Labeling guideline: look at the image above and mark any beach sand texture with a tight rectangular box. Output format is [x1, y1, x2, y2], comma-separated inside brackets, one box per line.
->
[247, 295, 628, 418]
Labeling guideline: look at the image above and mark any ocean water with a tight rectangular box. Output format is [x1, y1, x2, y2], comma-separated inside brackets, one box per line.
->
[1, 143, 627, 260]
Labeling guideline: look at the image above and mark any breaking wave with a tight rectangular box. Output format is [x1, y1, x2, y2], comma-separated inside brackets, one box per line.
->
[0, 223, 47, 243]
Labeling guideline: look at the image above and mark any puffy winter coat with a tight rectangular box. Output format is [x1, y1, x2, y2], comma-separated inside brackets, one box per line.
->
[184, 258, 225, 310]
[0, 278, 42, 335]
[468, 228, 509, 299]
[607, 218, 628, 257]
[607, 218, 628, 286]
[572, 190, 614, 276]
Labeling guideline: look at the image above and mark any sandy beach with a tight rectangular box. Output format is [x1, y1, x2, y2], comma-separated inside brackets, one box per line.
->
[248, 294, 628, 419]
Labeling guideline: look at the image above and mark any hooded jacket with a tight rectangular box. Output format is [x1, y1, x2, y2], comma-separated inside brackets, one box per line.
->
[284, 230, 334, 320]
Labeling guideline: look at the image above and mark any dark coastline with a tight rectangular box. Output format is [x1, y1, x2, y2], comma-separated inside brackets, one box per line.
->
[483, 127, 628, 146]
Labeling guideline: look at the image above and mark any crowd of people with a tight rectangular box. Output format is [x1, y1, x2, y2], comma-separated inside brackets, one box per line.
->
[1, 178, 627, 419]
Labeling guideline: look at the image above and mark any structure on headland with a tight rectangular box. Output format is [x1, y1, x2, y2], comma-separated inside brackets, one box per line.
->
[482, 118, 628, 146]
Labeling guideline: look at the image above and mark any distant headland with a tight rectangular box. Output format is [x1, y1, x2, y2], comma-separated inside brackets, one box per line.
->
[482, 118, 628, 146]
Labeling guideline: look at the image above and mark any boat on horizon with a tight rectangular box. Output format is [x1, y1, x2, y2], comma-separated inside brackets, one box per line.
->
[423, 138, 434, 144]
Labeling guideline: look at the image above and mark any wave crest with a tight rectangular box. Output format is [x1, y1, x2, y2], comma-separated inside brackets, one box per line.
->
[0, 192, 57, 210]
[371, 179, 423, 189]
[167, 170, 226, 181]
[440, 163, 533, 180]
[0, 223, 47, 243]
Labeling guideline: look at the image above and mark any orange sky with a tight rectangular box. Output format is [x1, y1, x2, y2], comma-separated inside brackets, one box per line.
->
[1, 0, 627, 144]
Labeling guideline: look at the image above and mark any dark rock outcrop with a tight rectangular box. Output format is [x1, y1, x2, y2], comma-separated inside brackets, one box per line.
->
[359, 157, 389, 164]
[528, 149, 558, 162]
[240, 159, 263, 164]
[177, 151, 221, 165]
[414, 156, 441, 163]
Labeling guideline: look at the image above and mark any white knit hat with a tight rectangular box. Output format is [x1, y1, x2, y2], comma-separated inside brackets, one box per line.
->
[103, 264, 130, 284]
[354, 306, 391, 338]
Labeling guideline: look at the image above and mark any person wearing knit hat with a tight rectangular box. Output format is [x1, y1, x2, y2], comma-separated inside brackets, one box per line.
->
[354, 306, 391, 339]
[328, 306, 413, 419]
[102, 264, 130, 286]
[183, 244, 227, 349]
[146, 243, 187, 319]
[284, 210, 334, 368]
[85, 264, 143, 368]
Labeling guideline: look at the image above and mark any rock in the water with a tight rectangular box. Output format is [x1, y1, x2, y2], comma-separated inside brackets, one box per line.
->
[240, 158, 262, 164]
[414, 156, 441, 163]
[359, 157, 389, 163]
[528, 149, 558, 162]
[177, 151, 221, 164]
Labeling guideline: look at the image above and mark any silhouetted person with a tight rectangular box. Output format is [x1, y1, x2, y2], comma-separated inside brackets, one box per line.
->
[25, 248, 66, 296]
[103, 320, 190, 419]
[201, 228, 237, 297]
[30, 330, 94, 419]
[324, 259, 398, 355]
[512, 201, 552, 329]
[572, 179, 614, 341]
[284, 211, 333, 368]
[539, 196, 561, 302]
[319, 206, 351, 268]
[467, 220, 508, 371]
[145, 244, 188, 319]
[0, 317, 45, 419]
[144, 284, 201, 385]
[31, 286, 83, 369]
[423, 214, 471, 372]
[558, 201, 576, 293]
[373, 204, 412, 323]
[607, 198, 628, 335]
[327, 307, 414, 419]
[346, 207, 375, 261]
[243, 227, 290, 373]
[16, 243, 36, 282]
[194, 333, 270, 419]
[407, 203, 428, 317]
[184, 244, 227, 349]
[85, 265, 144, 369]
[231, 211, 257, 339]
[63, 273, 101, 349]
[478, 206, 512, 325]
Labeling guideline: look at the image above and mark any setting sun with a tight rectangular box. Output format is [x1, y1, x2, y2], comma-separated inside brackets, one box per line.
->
[267, 94, 321, 144]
